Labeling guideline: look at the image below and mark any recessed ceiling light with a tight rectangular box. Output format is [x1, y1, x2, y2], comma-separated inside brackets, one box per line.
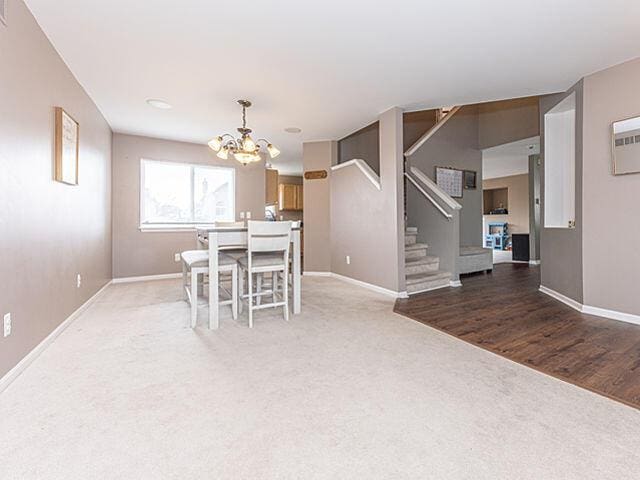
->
[146, 99, 172, 109]
[284, 127, 302, 134]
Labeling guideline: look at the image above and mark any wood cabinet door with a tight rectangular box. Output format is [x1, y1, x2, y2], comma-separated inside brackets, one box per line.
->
[266, 169, 278, 205]
[278, 183, 303, 211]
[295, 185, 303, 210]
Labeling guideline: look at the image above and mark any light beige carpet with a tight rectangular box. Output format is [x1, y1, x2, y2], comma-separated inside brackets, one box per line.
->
[1, 277, 639, 479]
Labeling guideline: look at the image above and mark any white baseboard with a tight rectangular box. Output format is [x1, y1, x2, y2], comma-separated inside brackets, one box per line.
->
[331, 272, 405, 298]
[450, 280, 462, 288]
[529, 260, 541, 265]
[582, 305, 640, 326]
[408, 283, 450, 296]
[112, 273, 182, 284]
[303, 271, 332, 277]
[539, 285, 583, 311]
[539, 285, 640, 326]
[0, 280, 112, 394]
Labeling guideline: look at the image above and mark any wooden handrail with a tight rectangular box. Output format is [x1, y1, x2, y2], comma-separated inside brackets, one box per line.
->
[409, 166, 462, 210]
[331, 158, 381, 190]
[404, 106, 462, 157]
[405, 172, 452, 220]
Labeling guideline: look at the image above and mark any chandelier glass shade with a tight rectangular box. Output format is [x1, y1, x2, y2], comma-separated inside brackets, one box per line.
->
[208, 100, 280, 166]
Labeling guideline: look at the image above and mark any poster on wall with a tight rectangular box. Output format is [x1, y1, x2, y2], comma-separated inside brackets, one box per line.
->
[435, 166, 463, 198]
[54, 107, 79, 185]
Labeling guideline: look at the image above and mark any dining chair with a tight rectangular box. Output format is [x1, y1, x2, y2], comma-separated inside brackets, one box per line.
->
[181, 250, 238, 328]
[260, 220, 300, 303]
[237, 221, 292, 328]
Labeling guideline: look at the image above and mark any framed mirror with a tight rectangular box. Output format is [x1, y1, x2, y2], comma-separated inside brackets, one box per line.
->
[612, 115, 640, 175]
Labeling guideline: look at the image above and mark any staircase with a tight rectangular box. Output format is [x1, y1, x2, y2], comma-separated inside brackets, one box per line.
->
[404, 226, 451, 294]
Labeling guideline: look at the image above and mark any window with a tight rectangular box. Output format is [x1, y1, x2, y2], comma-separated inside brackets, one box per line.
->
[140, 159, 235, 226]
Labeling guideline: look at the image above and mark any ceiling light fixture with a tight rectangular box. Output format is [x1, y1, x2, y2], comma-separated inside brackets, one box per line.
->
[146, 99, 173, 109]
[208, 100, 280, 166]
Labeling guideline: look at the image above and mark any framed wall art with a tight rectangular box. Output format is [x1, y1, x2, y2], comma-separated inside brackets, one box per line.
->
[435, 166, 463, 198]
[463, 170, 477, 189]
[54, 107, 79, 185]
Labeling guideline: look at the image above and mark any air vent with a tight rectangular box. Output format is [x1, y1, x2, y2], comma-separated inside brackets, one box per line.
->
[0, 0, 6, 26]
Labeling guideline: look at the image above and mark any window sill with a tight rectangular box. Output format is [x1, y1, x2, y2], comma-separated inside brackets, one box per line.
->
[139, 224, 214, 233]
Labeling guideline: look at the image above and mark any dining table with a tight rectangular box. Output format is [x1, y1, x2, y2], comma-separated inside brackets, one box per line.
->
[196, 225, 302, 329]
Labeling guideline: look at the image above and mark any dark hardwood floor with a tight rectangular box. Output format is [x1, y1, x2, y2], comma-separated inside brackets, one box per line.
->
[394, 263, 640, 410]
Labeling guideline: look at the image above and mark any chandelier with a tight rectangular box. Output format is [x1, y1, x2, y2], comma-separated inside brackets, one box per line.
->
[208, 100, 280, 165]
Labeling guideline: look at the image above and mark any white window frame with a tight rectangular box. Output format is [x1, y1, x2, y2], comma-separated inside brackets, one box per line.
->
[139, 158, 235, 230]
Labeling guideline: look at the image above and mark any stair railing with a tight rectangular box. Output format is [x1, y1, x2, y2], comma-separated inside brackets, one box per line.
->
[404, 106, 462, 158]
[405, 166, 462, 220]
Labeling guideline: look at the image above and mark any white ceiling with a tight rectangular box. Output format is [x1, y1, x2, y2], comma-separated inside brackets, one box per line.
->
[25, 0, 640, 175]
[483, 136, 540, 179]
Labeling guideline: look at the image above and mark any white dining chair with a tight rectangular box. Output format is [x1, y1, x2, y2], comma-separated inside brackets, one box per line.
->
[258, 220, 300, 303]
[237, 221, 292, 328]
[181, 250, 238, 328]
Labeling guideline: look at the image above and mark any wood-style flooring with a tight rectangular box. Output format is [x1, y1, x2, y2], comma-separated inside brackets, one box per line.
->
[394, 263, 640, 410]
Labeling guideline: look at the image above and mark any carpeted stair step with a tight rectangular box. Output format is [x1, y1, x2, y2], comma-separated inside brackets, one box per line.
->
[406, 270, 451, 294]
[405, 255, 440, 275]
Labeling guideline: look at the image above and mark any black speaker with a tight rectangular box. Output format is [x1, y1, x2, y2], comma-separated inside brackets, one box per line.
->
[512, 234, 530, 262]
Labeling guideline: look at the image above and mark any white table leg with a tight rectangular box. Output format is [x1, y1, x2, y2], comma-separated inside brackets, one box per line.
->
[209, 232, 220, 329]
[293, 229, 301, 314]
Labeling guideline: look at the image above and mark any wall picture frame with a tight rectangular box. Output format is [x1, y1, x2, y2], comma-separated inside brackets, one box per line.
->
[54, 107, 79, 185]
[435, 166, 463, 198]
[463, 170, 477, 189]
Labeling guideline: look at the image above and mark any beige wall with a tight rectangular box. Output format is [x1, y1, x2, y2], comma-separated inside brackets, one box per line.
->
[0, 0, 113, 378]
[582, 57, 640, 315]
[276, 175, 303, 222]
[478, 96, 540, 150]
[302, 141, 335, 273]
[112, 133, 265, 278]
[330, 107, 405, 292]
[539, 83, 584, 304]
[483, 174, 530, 238]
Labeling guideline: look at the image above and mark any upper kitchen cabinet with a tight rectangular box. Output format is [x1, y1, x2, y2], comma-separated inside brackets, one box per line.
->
[266, 169, 279, 205]
[279, 183, 303, 211]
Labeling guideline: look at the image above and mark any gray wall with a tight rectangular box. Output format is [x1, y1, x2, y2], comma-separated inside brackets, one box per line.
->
[582, 57, 640, 315]
[330, 108, 405, 292]
[112, 133, 265, 278]
[478, 96, 540, 149]
[408, 106, 483, 247]
[405, 178, 461, 281]
[338, 122, 380, 175]
[302, 141, 335, 273]
[0, 0, 113, 378]
[539, 83, 584, 303]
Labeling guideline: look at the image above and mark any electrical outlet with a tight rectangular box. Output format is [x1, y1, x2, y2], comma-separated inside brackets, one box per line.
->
[174, 253, 181, 262]
[240, 212, 245, 219]
[76, 274, 82, 289]
[3, 313, 11, 338]
[346, 256, 351, 265]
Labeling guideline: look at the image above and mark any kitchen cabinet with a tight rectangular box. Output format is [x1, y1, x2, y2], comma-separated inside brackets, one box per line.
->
[265, 169, 279, 205]
[278, 183, 303, 211]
